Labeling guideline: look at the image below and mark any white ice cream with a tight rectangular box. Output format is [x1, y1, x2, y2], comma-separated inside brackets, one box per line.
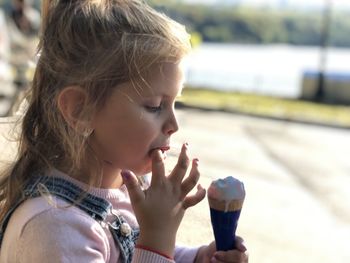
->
[208, 176, 245, 202]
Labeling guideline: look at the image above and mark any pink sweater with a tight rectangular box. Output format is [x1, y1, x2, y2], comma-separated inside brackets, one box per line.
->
[0, 170, 199, 263]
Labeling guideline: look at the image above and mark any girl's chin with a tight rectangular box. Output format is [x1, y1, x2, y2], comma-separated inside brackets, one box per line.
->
[137, 164, 152, 176]
[103, 154, 152, 175]
[129, 160, 152, 176]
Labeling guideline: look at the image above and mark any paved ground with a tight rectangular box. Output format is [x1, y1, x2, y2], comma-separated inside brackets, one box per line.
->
[172, 109, 350, 263]
[1, 108, 350, 263]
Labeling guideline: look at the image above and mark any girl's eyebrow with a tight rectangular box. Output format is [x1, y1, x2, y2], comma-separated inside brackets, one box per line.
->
[144, 90, 183, 99]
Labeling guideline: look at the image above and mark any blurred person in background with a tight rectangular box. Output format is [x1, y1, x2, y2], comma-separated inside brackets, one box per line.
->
[0, 7, 14, 116]
[7, 0, 39, 35]
[1, 0, 39, 115]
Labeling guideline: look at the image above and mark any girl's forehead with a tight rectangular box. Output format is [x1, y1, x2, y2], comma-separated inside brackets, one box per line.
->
[135, 62, 184, 95]
[148, 61, 184, 79]
[112, 63, 184, 100]
[153, 63, 184, 83]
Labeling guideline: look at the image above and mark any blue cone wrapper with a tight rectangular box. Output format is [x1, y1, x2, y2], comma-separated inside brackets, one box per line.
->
[210, 208, 241, 251]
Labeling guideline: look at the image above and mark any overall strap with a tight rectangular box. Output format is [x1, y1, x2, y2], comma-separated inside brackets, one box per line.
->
[109, 211, 140, 263]
[24, 176, 112, 220]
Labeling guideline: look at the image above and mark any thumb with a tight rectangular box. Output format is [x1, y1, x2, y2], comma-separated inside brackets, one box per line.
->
[121, 170, 144, 206]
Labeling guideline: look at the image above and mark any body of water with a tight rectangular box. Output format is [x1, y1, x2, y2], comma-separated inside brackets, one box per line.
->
[183, 43, 350, 98]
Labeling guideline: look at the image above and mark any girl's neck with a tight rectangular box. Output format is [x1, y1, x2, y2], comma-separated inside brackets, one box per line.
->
[100, 165, 124, 189]
[56, 163, 124, 189]
[55, 147, 124, 189]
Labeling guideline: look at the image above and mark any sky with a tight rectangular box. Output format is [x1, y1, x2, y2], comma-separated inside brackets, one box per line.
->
[182, 0, 350, 10]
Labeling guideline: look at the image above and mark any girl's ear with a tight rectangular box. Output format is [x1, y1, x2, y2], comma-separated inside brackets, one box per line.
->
[57, 86, 90, 132]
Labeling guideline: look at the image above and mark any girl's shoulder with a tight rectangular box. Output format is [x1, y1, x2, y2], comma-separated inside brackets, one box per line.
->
[13, 195, 101, 228]
[2, 196, 111, 262]
[8, 195, 109, 240]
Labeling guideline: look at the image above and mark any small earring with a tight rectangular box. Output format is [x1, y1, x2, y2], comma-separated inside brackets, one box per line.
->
[82, 128, 93, 138]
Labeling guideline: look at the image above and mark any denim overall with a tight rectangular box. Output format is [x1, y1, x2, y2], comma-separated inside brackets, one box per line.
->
[0, 176, 140, 263]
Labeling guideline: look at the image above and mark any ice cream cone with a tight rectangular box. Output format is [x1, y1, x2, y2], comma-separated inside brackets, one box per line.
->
[208, 197, 244, 212]
[208, 176, 245, 251]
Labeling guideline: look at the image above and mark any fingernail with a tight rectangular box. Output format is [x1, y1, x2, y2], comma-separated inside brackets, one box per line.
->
[121, 170, 131, 181]
[156, 149, 164, 161]
[193, 158, 199, 166]
[183, 142, 189, 150]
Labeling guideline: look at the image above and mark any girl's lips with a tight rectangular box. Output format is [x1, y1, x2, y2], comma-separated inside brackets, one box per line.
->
[148, 146, 170, 157]
[159, 146, 170, 153]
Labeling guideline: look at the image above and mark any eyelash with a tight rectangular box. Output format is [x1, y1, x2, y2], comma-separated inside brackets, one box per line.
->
[145, 105, 162, 113]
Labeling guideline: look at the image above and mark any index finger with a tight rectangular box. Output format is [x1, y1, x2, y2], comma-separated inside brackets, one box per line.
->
[150, 149, 166, 187]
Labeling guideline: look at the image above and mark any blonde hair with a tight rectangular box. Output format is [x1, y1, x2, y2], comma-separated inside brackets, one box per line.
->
[0, 0, 191, 221]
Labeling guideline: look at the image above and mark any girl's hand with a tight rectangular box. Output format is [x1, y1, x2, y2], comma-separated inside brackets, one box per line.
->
[122, 143, 206, 257]
[196, 237, 249, 263]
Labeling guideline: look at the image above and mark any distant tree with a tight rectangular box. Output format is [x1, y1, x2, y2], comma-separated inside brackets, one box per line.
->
[148, 0, 350, 48]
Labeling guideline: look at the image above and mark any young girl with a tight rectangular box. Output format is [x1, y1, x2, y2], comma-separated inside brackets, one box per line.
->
[0, 1, 248, 262]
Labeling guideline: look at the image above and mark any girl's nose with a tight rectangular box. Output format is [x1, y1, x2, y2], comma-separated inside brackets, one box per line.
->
[163, 110, 179, 136]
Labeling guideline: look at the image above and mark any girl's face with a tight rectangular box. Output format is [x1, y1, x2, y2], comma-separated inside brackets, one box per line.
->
[90, 62, 184, 176]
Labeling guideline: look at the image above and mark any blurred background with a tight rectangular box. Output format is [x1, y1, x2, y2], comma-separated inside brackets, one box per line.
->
[1, 0, 350, 122]
[149, 0, 350, 127]
[0, 0, 39, 116]
[0, 0, 350, 263]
